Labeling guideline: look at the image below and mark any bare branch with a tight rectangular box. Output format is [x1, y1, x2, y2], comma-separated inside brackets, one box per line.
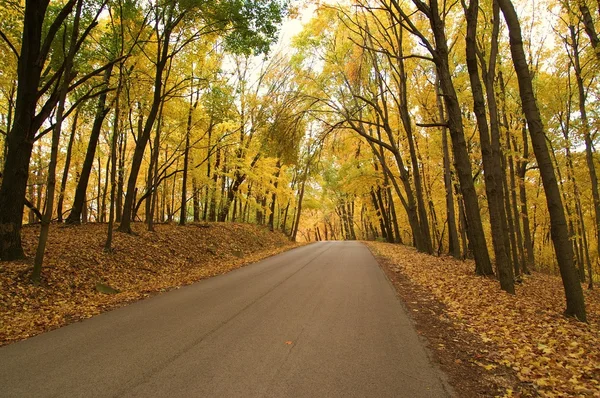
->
[417, 122, 448, 128]
[0, 28, 19, 59]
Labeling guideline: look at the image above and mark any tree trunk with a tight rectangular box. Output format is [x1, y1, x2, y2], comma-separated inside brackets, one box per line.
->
[464, 0, 513, 291]
[499, 0, 586, 320]
[431, 1, 493, 275]
[292, 173, 307, 242]
[105, 65, 123, 252]
[578, 1, 600, 60]
[565, 135, 592, 283]
[32, 0, 82, 282]
[0, 0, 51, 260]
[570, 23, 600, 284]
[57, 107, 80, 222]
[0, 82, 15, 174]
[219, 154, 259, 222]
[507, 134, 526, 276]
[387, 186, 401, 243]
[395, 29, 432, 252]
[436, 78, 460, 258]
[82, 192, 88, 223]
[119, 15, 173, 233]
[180, 82, 198, 226]
[363, 129, 422, 248]
[146, 116, 162, 231]
[457, 192, 470, 259]
[65, 65, 113, 224]
[192, 178, 200, 222]
[268, 160, 281, 231]
[371, 189, 389, 240]
[347, 200, 357, 240]
[202, 124, 212, 222]
[116, 105, 131, 222]
[179, 110, 191, 225]
[209, 147, 220, 222]
[376, 187, 393, 242]
[501, 150, 520, 277]
[281, 199, 291, 235]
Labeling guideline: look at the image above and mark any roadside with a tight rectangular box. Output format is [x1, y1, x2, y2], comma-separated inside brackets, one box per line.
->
[366, 242, 600, 397]
[0, 223, 299, 346]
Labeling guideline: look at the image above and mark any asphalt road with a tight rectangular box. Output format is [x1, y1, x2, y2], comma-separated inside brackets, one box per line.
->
[0, 241, 451, 397]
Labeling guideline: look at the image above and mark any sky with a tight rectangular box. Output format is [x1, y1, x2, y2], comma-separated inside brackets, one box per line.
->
[272, 2, 319, 54]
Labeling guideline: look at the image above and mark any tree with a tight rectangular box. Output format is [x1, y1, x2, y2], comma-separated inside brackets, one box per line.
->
[118, 0, 286, 233]
[32, 0, 87, 282]
[0, 0, 120, 259]
[463, 0, 514, 293]
[65, 65, 114, 224]
[391, 0, 494, 275]
[0, 0, 78, 260]
[498, 0, 587, 321]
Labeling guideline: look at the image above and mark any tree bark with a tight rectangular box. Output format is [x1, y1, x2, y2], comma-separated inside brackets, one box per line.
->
[32, 0, 82, 282]
[209, 147, 220, 222]
[517, 127, 534, 272]
[118, 9, 174, 233]
[429, 0, 493, 275]
[291, 175, 306, 242]
[371, 188, 389, 240]
[507, 134, 526, 276]
[57, 107, 80, 222]
[499, 0, 586, 320]
[395, 28, 432, 252]
[387, 186, 401, 243]
[0, 0, 53, 260]
[179, 81, 198, 226]
[116, 104, 132, 222]
[105, 68, 122, 251]
[268, 160, 282, 231]
[436, 78, 460, 258]
[578, 1, 600, 60]
[65, 65, 113, 224]
[570, 23, 600, 285]
[464, 0, 513, 291]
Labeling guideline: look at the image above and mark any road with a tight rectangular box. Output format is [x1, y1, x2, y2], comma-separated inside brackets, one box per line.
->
[0, 241, 451, 397]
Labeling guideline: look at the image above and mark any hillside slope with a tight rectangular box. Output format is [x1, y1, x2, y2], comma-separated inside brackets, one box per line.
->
[0, 223, 297, 346]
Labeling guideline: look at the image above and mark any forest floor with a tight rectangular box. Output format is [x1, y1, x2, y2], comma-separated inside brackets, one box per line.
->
[367, 242, 600, 398]
[0, 222, 298, 346]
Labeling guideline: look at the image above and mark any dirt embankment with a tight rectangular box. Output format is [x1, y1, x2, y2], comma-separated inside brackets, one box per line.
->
[0, 222, 298, 346]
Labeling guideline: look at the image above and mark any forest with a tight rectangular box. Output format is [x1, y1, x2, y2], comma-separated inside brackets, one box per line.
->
[1, 0, 600, 335]
[2, 0, 600, 395]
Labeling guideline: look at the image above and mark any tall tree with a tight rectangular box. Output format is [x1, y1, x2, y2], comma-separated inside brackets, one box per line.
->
[65, 65, 114, 224]
[567, 21, 599, 288]
[118, 0, 286, 232]
[0, 0, 77, 259]
[464, 0, 514, 293]
[392, 0, 493, 274]
[498, 0, 587, 321]
[32, 0, 85, 282]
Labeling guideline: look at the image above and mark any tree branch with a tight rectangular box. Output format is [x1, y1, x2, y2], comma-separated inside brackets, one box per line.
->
[417, 122, 448, 128]
[0, 28, 19, 59]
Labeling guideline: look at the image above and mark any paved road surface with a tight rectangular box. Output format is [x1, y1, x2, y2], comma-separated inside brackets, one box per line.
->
[0, 241, 451, 397]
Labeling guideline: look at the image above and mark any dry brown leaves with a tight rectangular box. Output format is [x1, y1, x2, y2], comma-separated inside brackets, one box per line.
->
[0, 222, 299, 346]
[366, 242, 600, 398]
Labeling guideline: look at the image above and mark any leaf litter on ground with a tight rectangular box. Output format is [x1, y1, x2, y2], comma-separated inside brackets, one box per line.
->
[366, 242, 600, 398]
